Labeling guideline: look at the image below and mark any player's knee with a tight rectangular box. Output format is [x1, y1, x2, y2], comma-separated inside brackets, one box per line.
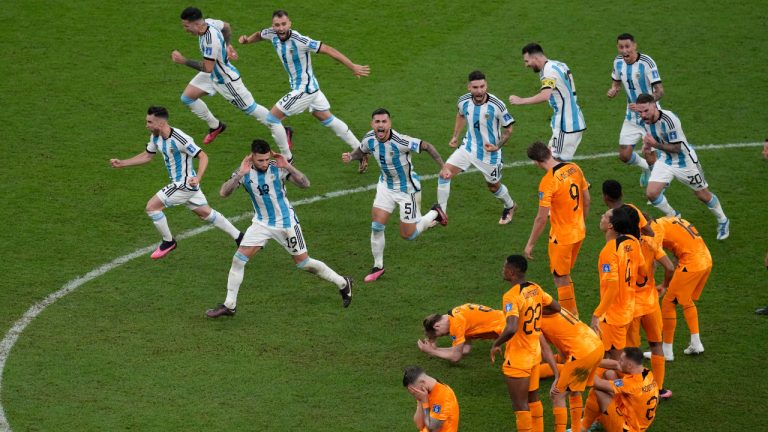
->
[647, 190, 661, 202]
[487, 182, 501, 193]
[438, 175, 452, 183]
[320, 115, 335, 126]
[233, 251, 250, 264]
[371, 221, 386, 233]
[180, 94, 196, 105]
[146, 209, 164, 220]
[403, 229, 420, 241]
[618, 150, 632, 163]
[266, 112, 282, 124]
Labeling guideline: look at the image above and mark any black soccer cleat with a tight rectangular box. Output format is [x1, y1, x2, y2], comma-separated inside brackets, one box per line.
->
[340, 276, 353, 308]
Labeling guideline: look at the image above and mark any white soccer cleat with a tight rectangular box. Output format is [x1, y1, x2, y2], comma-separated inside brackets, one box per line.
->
[644, 351, 673, 361]
[683, 343, 704, 355]
[716, 218, 730, 240]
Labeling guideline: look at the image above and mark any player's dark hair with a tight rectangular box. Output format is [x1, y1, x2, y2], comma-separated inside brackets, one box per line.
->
[180, 7, 203, 21]
[402, 365, 425, 387]
[617, 33, 635, 42]
[505, 255, 528, 274]
[273, 9, 289, 18]
[623, 347, 644, 365]
[423, 314, 442, 340]
[611, 205, 640, 238]
[371, 108, 391, 118]
[636, 93, 655, 104]
[468, 70, 486, 82]
[527, 141, 551, 162]
[147, 106, 169, 119]
[251, 139, 271, 154]
[522, 42, 544, 56]
[602, 179, 623, 201]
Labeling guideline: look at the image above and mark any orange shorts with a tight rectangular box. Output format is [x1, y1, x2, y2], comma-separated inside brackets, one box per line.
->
[600, 399, 629, 432]
[548, 240, 582, 277]
[556, 346, 603, 393]
[665, 267, 711, 305]
[627, 305, 662, 346]
[503, 360, 541, 391]
[599, 321, 629, 351]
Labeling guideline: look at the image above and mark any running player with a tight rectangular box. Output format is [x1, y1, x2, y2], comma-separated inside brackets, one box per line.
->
[205, 139, 352, 318]
[635, 93, 730, 240]
[438, 70, 518, 224]
[109, 106, 242, 259]
[238, 9, 370, 172]
[510, 43, 586, 161]
[402, 366, 460, 432]
[342, 108, 447, 283]
[418, 303, 506, 362]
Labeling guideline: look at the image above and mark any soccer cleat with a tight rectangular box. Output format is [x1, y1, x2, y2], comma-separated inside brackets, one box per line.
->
[499, 204, 517, 225]
[716, 218, 729, 240]
[340, 276, 353, 308]
[151, 239, 177, 259]
[206, 304, 236, 318]
[364, 267, 385, 283]
[644, 351, 674, 362]
[431, 203, 448, 226]
[639, 169, 650, 187]
[285, 126, 294, 150]
[203, 122, 227, 145]
[755, 305, 768, 315]
[235, 232, 244, 246]
[659, 388, 673, 400]
[683, 343, 704, 355]
[358, 154, 369, 174]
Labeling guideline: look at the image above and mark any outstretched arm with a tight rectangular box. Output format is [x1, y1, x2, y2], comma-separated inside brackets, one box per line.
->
[342, 147, 365, 163]
[509, 87, 552, 105]
[238, 31, 264, 44]
[417, 339, 466, 363]
[110, 151, 154, 168]
[220, 154, 251, 197]
[318, 43, 370, 78]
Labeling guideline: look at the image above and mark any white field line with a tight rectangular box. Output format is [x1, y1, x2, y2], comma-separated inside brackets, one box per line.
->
[0, 141, 761, 431]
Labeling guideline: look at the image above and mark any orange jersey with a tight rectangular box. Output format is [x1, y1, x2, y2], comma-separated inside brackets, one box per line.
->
[611, 369, 659, 432]
[421, 382, 460, 432]
[537, 162, 589, 245]
[540, 309, 602, 359]
[447, 303, 506, 346]
[503, 282, 554, 369]
[626, 203, 648, 233]
[655, 216, 712, 272]
[595, 235, 645, 326]
[635, 221, 667, 317]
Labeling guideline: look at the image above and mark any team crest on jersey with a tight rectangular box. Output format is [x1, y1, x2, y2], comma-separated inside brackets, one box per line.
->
[634, 73, 641, 80]
[433, 405, 441, 413]
[614, 379, 624, 387]
[669, 131, 678, 140]
[602, 264, 611, 273]
[484, 113, 490, 119]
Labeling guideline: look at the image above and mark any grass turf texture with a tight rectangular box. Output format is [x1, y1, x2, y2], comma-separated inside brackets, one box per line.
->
[1, 0, 767, 430]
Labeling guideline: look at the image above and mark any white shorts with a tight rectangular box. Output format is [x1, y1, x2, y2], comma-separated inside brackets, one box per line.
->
[372, 182, 422, 223]
[549, 129, 583, 161]
[276, 89, 331, 116]
[241, 220, 308, 256]
[445, 148, 503, 183]
[155, 182, 208, 209]
[189, 73, 257, 112]
[649, 161, 709, 190]
[619, 120, 646, 147]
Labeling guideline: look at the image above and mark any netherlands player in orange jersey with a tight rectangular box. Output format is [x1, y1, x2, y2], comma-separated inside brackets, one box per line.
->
[580, 347, 659, 432]
[601, 180, 653, 237]
[525, 141, 590, 317]
[418, 303, 506, 362]
[491, 255, 561, 432]
[653, 215, 712, 359]
[540, 308, 603, 432]
[592, 205, 645, 361]
[403, 365, 460, 432]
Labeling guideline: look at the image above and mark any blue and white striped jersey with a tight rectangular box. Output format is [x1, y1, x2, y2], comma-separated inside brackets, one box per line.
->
[540, 60, 586, 133]
[360, 130, 422, 194]
[643, 110, 699, 168]
[612, 53, 662, 125]
[260, 29, 321, 93]
[146, 128, 201, 184]
[199, 18, 241, 85]
[457, 93, 514, 164]
[237, 162, 298, 228]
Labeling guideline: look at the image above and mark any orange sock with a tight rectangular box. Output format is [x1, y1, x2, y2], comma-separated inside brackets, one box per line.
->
[651, 354, 666, 388]
[569, 393, 584, 431]
[581, 391, 600, 431]
[683, 304, 699, 334]
[553, 407, 568, 432]
[558, 284, 578, 317]
[661, 300, 677, 344]
[515, 410, 532, 432]
[529, 400, 544, 432]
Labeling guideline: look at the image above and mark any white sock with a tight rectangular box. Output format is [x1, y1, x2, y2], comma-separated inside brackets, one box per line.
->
[371, 222, 386, 268]
[493, 184, 515, 208]
[297, 257, 345, 288]
[204, 209, 240, 239]
[690, 333, 702, 347]
[437, 178, 451, 213]
[650, 194, 677, 216]
[184, 98, 219, 129]
[662, 342, 674, 357]
[322, 115, 359, 150]
[415, 210, 438, 234]
[224, 252, 249, 309]
[705, 194, 727, 223]
[628, 152, 650, 170]
[147, 210, 173, 241]
[250, 106, 292, 159]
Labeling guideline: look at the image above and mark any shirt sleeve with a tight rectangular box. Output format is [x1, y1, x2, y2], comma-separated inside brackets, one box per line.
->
[503, 292, 520, 319]
[538, 176, 553, 209]
[145, 137, 157, 153]
[450, 319, 466, 346]
[206, 18, 225, 32]
[359, 137, 372, 155]
[540, 66, 558, 90]
[611, 60, 621, 81]
[294, 32, 322, 54]
[594, 248, 620, 318]
[499, 104, 515, 127]
[402, 134, 422, 154]
[179, 140, 202, 158]
[541, 290, 554, 307]
[647, 63, 662, 85]
[259, 28, 273, 39]
[200, 31, 221, 61]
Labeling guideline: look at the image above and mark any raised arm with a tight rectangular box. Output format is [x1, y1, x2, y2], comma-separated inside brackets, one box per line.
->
[220, 155, 251, 197]
[417, 339, 466, 363]
[170, 50, 213, 73]
[318, 43, 370, 78]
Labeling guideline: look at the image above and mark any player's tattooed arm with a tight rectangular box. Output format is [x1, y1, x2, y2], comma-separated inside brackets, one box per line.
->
[342, 147, 365, 162]
[220, 155, 251, 197]
[284, 164, 310, 189]
[420, 141, 444, 168]
[221, 22, 232, 43]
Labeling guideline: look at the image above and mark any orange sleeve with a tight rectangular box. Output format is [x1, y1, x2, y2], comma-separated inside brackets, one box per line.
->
[594, 245, 619, 318]
[450, 318, 467, 346]
[538, 175, 553, 209]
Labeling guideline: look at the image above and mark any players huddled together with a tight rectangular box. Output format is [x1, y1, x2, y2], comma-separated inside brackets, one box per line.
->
[109, 6, 729, 431]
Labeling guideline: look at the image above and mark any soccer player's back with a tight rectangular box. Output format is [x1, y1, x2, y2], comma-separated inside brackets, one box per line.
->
[448, 303, 506, 342]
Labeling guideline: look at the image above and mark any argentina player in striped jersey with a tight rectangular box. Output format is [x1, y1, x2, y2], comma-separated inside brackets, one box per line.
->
[238, 10, 371, 173]
[171, 7, 293, 156]
[110, 106, 242, 259]
[510, 43, 586, 162]
[635, 94, 730, 240]
[342, 109, 447, 283]
[206, 139, 353, 318]
[607, 33, 665, 187]
[439, 71, 518, 225]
